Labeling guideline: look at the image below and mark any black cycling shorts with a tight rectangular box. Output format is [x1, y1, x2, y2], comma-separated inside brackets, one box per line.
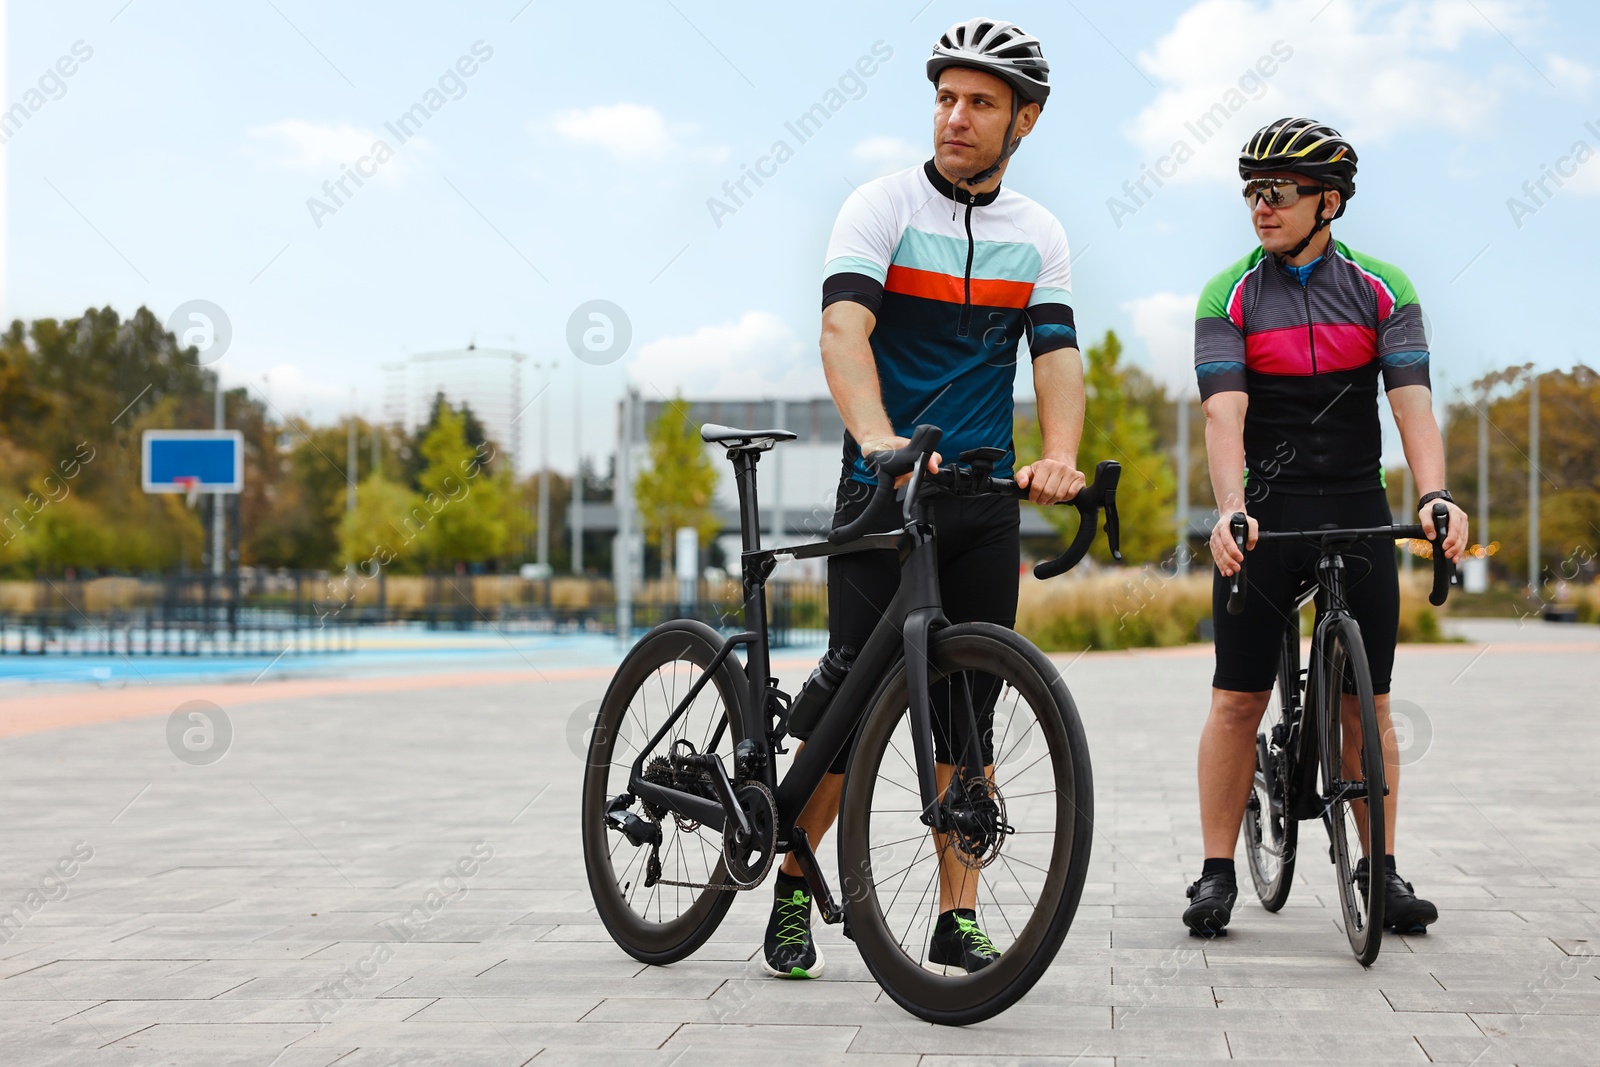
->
[822, 476, 1021, 774]
[1212, 488, 1400, 695]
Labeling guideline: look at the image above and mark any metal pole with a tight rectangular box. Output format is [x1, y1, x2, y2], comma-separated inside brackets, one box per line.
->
[572, 370, 584, 575]
[1477, 396, 1489, 550]
[371, 419, 380, 479]
[1529, 370, 1540, 593]
[537, 364, 551, 567]
[346, 417, 357, 513]
[616, 388, 635, 644]
[772, 397, 785, 545]
[212, 378, 225, 577]
[1176, 394, 1190, 576]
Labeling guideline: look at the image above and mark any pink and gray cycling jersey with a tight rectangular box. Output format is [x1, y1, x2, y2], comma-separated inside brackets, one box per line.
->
[1194, 240, 1431, 496]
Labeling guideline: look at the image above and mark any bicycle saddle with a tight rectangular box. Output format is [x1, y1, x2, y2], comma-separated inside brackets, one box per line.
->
[699, 424, 798, 451]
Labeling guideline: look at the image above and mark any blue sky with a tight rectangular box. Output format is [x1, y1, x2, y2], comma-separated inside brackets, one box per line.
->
[5, 0, 1598, 473]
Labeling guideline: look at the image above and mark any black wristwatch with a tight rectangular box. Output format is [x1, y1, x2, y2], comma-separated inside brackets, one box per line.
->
[1416, 489, 1454, 513]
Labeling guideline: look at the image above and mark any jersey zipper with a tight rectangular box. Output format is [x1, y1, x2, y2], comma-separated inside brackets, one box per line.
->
[958, 193, 976, 337]
[1300, 269, 1317, 375]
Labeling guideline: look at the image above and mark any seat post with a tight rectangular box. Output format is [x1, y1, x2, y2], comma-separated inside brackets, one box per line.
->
[732, 450, 763, 555]
[730, 448, 772, 739]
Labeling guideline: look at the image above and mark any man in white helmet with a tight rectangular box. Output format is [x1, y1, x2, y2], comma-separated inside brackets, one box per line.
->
[765, 17, 1087, 980]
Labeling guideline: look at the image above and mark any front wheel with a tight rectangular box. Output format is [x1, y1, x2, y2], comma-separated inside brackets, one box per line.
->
[1316, 616, 1385, 965]
[1244, 622, 1300, 911]
[837, 623, 1094, 1026]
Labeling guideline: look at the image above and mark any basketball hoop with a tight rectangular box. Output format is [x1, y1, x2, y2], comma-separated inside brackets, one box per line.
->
[175, 476, 202, 509]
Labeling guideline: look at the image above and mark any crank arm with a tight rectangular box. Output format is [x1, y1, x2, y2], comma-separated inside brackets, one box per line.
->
[788, 826, 844, 925]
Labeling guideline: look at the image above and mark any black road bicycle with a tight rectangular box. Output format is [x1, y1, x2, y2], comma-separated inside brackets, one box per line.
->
[1229, 505, 1453, 965]
[581, 423, 1120, 1024]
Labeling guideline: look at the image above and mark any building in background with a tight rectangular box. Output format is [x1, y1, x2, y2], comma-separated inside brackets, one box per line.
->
[382, 347, 527, 472]
[576, 396, 1059, 581]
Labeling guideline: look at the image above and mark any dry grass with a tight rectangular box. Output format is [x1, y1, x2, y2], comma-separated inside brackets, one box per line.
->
[1016, 570, 1212, 652]
[1016, 568, 1449, 652]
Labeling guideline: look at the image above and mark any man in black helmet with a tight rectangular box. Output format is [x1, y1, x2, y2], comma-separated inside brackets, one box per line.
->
[1185, 117, 1469, 938]
[761, 18, 1087, 980]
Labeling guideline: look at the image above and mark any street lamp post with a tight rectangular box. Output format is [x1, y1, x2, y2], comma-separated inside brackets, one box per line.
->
[1528, 370, 1540, 593]
[537, 362, 551, 569]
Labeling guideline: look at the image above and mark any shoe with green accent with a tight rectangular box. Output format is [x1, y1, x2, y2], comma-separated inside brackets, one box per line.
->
[762, 877, 824, 979]
[925, 908, 1000, 975]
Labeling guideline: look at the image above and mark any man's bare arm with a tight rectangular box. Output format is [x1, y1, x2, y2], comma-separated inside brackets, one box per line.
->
[819, 301, 895, 453]
[1016, 347, 1086, 504]
[1204, 391, 1254, 574]
[1389, 383, 1468, 562]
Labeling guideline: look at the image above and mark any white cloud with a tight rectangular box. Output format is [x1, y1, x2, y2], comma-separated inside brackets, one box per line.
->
[1128, 0, 1529, 185]
[1548, 54, 1596, 95]
[549, 103, 717, 162]
[851, 135, 924, 178]
[1123, 292, 1198, 394]
[630, 311, 826, 398]
[247, 120, 413, 180]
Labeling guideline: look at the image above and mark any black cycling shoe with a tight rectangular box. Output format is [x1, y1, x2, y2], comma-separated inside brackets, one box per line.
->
[925, 908, 1000, 975]
[763, 879, 824, 978]
[1356, 859, 1438, 934]
[1183, 873, 1237, 937]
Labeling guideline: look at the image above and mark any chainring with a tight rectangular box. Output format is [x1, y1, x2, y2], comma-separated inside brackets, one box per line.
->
[721, 781, 778, 889]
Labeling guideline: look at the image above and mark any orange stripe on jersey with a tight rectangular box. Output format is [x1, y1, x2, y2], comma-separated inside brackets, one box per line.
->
[883, 265, 1033, 309]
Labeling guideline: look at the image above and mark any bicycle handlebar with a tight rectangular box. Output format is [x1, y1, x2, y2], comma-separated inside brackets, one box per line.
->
[1224, 502, 1455, 615]
[828, 423, 1123, 579]
[828, 424, 946, 545]
[1028, 460, 1123, 579]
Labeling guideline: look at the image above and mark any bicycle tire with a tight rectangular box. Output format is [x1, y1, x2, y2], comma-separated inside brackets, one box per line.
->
[1316, 615, 1385, 965]
[836, 623, 1093, 1026]
[581, 619, 748, 965]
[1244, 622, 1300, 911]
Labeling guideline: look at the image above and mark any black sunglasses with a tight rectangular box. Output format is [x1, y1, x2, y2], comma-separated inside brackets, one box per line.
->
[1242, 178, 1328, 208]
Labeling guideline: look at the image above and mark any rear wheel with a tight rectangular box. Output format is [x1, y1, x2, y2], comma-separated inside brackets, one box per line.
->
[1244, 623, 1300, 911]
[837, 624, 1093, 1026]
[580, 620, 747, 965]
[1316, 616, 1385, 965]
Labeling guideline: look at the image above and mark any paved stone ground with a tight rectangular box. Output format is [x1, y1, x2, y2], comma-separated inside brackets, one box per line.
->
[0, 622, 1596, 1065]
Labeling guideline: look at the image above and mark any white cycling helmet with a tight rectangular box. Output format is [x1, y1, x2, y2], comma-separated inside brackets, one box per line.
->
[926, 17, 1050, 107]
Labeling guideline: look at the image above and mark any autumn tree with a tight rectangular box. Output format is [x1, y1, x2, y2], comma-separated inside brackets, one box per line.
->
[1015, 330, 1176, 565]
[635, 398, 719, 578]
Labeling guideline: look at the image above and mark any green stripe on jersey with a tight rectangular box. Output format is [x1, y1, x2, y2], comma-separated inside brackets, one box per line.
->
[891, 227, 1043, 281]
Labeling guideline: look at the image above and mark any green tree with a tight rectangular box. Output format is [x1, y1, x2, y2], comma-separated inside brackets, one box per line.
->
[337, 475, 425, 571]
[415, 405, 508, 568]
[635, 398, 719, 577]
[1016, 330, 1176, 565]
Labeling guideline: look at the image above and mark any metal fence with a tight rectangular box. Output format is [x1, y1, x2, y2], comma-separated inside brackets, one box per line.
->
[0, 571, 827, 654]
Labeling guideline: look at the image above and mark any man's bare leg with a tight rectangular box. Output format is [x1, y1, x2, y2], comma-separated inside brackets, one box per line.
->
[1198, 688, 1273, 858]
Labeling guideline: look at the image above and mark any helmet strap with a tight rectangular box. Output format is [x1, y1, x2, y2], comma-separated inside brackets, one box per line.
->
[1284, 190, 1329, 259]
[958, 94, 1022, 195]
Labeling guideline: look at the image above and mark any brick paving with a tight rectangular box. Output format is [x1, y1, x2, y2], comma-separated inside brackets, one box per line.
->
[0, 621, 1595, 1065]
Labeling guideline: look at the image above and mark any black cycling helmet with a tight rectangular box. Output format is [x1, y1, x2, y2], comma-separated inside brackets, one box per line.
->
[1240, 117, 1358, 256]
[926, 17, 1051, 108]
[1239, 117, 1358, 215]
[926, 18, 1050, 190]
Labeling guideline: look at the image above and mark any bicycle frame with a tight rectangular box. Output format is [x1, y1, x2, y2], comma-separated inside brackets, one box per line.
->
[622, 443, 968, 896]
